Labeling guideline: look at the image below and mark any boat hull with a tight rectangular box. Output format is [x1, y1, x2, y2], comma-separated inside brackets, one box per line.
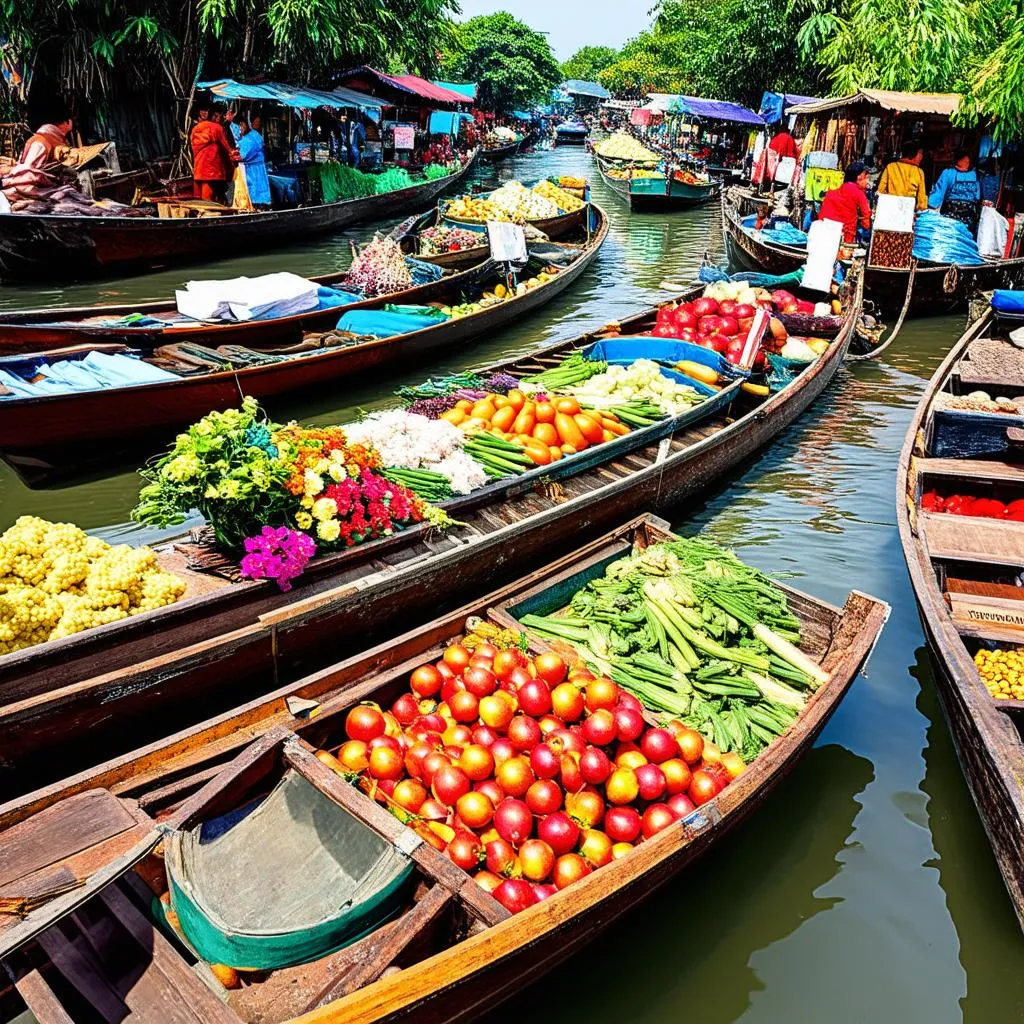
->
[0, 270, 862, 796]
[0, 206, 607, 459]
[629, 178, 722, 212]
[479, 140, 520, 161]
[0, 155, 478, 282]
[896, 312, 1024, 930]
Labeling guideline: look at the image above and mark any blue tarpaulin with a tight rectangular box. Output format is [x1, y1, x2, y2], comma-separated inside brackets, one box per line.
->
[336, 308, 448, 338]
[512, 111, 534, 122]
[583, 338, 742, 381]
[758, 91, 821, 124]
[667, 96, 764, 126]
[561, 80, 610, 100]
[432, 81, 477, 102]
[993, 291, 1024, 314]
[428, 110, 473, 135]
[197, 79, 385, 112]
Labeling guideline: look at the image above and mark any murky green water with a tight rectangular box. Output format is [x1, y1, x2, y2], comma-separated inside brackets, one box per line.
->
[4, 147, 1023, 1022]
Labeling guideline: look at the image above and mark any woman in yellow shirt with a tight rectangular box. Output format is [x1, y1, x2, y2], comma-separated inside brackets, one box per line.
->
[877, 140, 928, 211]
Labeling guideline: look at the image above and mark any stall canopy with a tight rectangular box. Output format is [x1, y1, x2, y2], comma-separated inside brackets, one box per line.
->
[641, 93, 680, 115]
[758, 91, 821, 124]
[428, 110, 473, 135]
[667, 96, 764, 126]
[197, 79, 387, 113]
[785, 89, 961, 117]
[433, 82, 477, 102]
[561, 80, 611, 100]
[336, 67, 468, 108]
[512, 110, 534, 122]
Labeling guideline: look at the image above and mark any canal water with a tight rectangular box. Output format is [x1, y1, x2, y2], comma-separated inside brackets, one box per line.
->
[3, 147, 1023, 1022]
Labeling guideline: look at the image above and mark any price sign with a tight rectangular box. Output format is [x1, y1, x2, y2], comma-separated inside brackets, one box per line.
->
[393, 125, 415, 150]
[486, 221, 527, 265]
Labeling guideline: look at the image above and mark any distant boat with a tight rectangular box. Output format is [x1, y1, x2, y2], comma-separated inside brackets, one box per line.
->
[554, 122, 588, 146]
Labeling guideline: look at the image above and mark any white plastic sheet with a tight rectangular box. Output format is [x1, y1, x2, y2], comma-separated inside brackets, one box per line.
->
[175, 272, 319, 322]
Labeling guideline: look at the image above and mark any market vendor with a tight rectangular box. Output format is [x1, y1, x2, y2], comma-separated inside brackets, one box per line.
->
[190, 105, 238, 203]
[232, 119, 271, 210]
[877, 140, 928, 211]
[929, 150, 983, 232]
[817, 161, 872, 243]
[16, 116, 74, 170]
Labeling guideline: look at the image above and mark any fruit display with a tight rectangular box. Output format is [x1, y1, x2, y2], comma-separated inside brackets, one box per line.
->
[920, 491, 1024, 520]
[0, 516, 186, 655]
[418, 225, 486, 256]
[595, 134, 659, 164]
[488, 182, 560, 221]
[318, 638, 744, 914]
[606, 167, 664, 181]
[974, 647, 1024, 700]
[532, 180, 584, 212]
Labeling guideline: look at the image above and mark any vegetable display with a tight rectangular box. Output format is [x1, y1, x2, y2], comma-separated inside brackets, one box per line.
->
[445, 178, 588, 225]
[517, 537, 828, 760]
[418, 225, 484, 255]
[595, 134, 659, 163]
[974, 647, 1024, 700]
[0, 516, 186, 655]
[920, 491, 1024, 521]
[552, 358, 708, 416]
[533, 180, 584, 212]
[314, 628, 749, 914]
[344, 236, 412, 297]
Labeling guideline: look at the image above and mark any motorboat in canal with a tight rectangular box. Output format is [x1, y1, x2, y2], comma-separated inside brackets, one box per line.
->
[0, 267, 865, 800]
[897, 297, 1024, 932]
[0, 514, 887, 1024]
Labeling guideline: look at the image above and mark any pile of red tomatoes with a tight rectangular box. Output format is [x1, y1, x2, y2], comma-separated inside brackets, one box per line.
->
[651, 296, 756, 366]
[322, 639, 745, 916]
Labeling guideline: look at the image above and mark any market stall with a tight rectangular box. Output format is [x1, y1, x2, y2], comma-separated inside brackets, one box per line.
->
[664, 96, 764, 180]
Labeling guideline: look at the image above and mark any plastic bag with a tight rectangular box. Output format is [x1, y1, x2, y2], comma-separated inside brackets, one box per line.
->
[977, 206, 1009, 258]
[912, 210, 984, 265]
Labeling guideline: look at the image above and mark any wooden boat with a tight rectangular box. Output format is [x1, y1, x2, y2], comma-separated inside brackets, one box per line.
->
[437, 183, 589, 240]
[0, 211, 496, 356]
[0, 514, 888, 1024]
[723, 186, 1024, 317]
[0, 268, 864, 799]
[554, 122, 588, 146]
[0, 206, 608, 463]
[0, 154, 479, 283]
[479, 139, 521, 162]
[897, 307, 1024, 930]
[596, 156, 721, 212]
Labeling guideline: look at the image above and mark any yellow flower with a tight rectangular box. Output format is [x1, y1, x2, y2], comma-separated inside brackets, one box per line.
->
[295, 511, 313, 530]
[300, 495, 314, 509]
[313, 459, 330, 475]
[303, 469, 325, 497]
[329, 448, 345, 463]
[312, 497, 338, 521]
[328, 463, 346, 482]
[316, 518, 341, 542]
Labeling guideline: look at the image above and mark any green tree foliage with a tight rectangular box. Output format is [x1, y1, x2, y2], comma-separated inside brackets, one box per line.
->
[0, 0, 457, 110]
[439, 12, 561, 113]
[795, 0, 1023, 138]
[599, 0, 817, 103]
[561, 46, 620, 84]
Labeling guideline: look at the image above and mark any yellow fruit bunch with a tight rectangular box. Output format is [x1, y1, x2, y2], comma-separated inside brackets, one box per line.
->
[446, 196, 510, 223]
[595, 133, 659, 163]
[974, 647, 1024, 700]
[557, 176, 587, 191]
[532, 180, 583, 212]
[0, 515, 187, 656]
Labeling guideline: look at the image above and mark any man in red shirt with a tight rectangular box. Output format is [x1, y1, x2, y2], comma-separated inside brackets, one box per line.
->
[769, 129, 798, 161]
[817, 161, 872, 243]
[190, 106, 238, 203]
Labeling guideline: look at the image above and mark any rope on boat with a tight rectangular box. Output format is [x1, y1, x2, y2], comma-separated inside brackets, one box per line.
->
[847, 258, 917, 362]
[943, 263, 960, 294]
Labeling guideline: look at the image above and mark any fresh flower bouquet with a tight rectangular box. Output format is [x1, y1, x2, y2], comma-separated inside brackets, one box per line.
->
[133, 398, 441, 560]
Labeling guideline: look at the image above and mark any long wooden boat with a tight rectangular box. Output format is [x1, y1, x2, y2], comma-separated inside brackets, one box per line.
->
[0, 267, 864, 799]
[596, 156, 721, 212]
[723, 186, 1024, 317]
[0, 513, 888, 1024]
[0, 206, 607, 463]
[897, 307, 1024, 929]
[0, 154, 479, 283]
[479, 139, 521, 162]
[0, 210, 498, 355]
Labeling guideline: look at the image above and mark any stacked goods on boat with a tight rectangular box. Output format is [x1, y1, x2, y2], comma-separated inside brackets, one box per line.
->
[594, 134, 659, 164]
[417, 224, 485, 254]
[0, 516, 185, 654]
[650, 280, 844, 373]
[315, 535, 828, 914]
[343, 235, 443, 297]
[306, 161, 462, 205]
[605, 166, 664, 181]
[444, 179, 586, 225]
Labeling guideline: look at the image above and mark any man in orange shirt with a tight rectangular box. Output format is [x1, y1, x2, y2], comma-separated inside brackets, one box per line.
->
[190, 106, 238, 203]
